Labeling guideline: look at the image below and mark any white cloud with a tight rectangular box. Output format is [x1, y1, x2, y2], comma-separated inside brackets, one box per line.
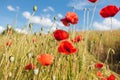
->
[0, 26, 5, 33]
[15, 28, 28, 34]
[22, 11, 31, 19]
[68, 0, 88, 10]
[43, 6, 55, 12]
[7, 5, 20, 12]
[57, 13, 63, 18]
[22, 11, 64, 26]
[22, 11, 66, 32]
[93, 18, 120, 30]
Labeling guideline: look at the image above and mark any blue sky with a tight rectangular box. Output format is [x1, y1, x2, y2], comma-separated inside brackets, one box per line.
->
[0, 0, 120, 33]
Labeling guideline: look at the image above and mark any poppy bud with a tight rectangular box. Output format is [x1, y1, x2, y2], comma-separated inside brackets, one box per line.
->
[7, 24, 12, 30]
[34, 68, 39, 75]
[33, 5, 37, 12]
[29, 23, 33, 29]
[54, 16, 57, 21]
[9, 56, 14, 62]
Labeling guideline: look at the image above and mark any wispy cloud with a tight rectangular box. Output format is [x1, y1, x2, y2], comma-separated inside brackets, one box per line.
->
[68, 0, 88, 10]
[57, 13, 63, 18]
[93, 18, 120, 30]
[22, 11, 65, 32]
[43, 6, 55, 12]
[7, 5, 19, 12]
[0, 26, 5, 33]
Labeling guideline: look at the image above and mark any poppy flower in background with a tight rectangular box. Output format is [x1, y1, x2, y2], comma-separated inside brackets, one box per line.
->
[58, 40, 78, 55]
[53, 29, 69, 41]
[61, 12, 78, 26]
[32, 37, 37, 43]
[96, 71, 103, 78]
[25, 63, 35, 70]
[100, 5, 119, 18]
[88, 0, 98, 3]
[37, 54, 54, 66]
[6, 41, 12, 47]
[71, 35, 83, 43]
[107, 74, 115, 80]
[95, 63, 103, 69]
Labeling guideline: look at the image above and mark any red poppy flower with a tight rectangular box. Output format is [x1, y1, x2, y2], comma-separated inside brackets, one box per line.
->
[88, 0, 98, 3]
[95, 63, 103, 69]
[107, 74, 115, 80]
[6, 41, 12, 47]
[61, 12, 78, 26]
[32, 37, 37, 43]
[96, 71, 102, 77]
[58, 40, 78, 55]
[37, 54, 54, 66]
[71, 35, 83, 43]
[53, 29, 69, 41]
[60, 18, 70, 26]
[25, 63, 35, 70]
[66, 12, 78, 24]
[100, 5, 119, 18]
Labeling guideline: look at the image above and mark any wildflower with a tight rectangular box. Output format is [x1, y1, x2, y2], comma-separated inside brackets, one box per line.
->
[61, 12, 78, 26]
[32, 37, 37, 43]
[58, 40, 77, 55]
[95, 63, 103, 69]
[107, 74, 115, 80]
[6, 41, 12, 47]
[100, 5, 119, 18]
[96, 71, 103, 78]
[88, 0, 98, 3]
[71, 35, 83, 43]
[37, 54, 54, 66]
[61, 18, 70, 26]
[25, 63, 35, 70]
[53, 29, 69, 41]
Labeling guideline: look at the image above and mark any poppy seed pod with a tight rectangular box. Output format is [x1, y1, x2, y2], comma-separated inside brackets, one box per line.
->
[34, 68, 39, 75]
[9, 56, 14, 62]
[33, 5, 37, 12]
[7, 24, 12, 30]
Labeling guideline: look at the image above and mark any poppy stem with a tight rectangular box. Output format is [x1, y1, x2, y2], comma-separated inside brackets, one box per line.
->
[89, 3, 97, 30]
[83, 8, 87, 31]
[87, 8, 90, 30]
[110, 17, 113, 32]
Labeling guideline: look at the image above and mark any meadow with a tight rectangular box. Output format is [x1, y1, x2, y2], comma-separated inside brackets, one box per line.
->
[0, 0, 120, 79]
[0, 27, 120, 80]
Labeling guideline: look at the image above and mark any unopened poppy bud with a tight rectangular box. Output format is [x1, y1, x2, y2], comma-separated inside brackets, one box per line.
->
[52, 75, 56, 80]
[34, 68, 39, 75]
[29, 23, 33, 29]
[9, 56, 14, 62]
[41, 27, 43, 31]
[7, 24, 12, 29]
[27, 52, 33, 58]
[8, 72, 12, 77]
[54, 16, 57, 21]
[33, 5, 37, 12]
